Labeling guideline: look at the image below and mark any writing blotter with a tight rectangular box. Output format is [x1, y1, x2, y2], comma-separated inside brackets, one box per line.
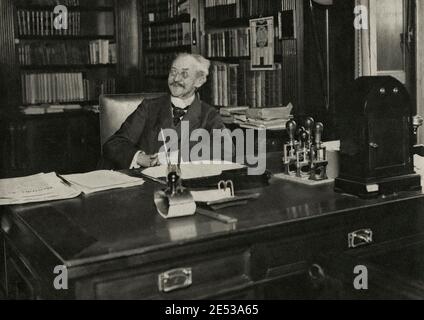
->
[141, 162, 245, 180]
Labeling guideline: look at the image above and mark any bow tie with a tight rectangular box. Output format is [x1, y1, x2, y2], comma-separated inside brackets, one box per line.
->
[172, 104, 189, 126]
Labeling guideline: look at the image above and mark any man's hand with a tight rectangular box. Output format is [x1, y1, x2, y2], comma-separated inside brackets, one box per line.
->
[137, 153, 159, 168]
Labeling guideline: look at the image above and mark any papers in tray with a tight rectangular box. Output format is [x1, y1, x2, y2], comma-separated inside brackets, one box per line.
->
[191, 188, 233, 203]
[0, 173, 81, 206]
[142, 161, 245, 180]
[414, 155, 424, 183]
[61, 170, 145, 195]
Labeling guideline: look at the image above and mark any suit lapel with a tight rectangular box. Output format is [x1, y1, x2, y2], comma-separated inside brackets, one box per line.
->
[158, 95, 174, 130]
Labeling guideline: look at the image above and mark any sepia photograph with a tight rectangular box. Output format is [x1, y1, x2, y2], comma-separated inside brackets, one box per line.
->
[1, 0, 424, 306]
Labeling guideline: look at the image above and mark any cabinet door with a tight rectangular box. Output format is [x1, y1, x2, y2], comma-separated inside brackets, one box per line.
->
[3, 114, 101, 177]
[368, 116, 410, 177]
[66, 114, 100, 173]
[24, 117, 69, 174]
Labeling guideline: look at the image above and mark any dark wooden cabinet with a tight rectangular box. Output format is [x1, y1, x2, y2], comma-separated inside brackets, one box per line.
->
[0, 111, 100, 178]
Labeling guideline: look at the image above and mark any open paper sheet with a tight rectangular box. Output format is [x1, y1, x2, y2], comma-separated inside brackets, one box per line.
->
[0, 173, 81, 205]
[61, 171, 145, 195]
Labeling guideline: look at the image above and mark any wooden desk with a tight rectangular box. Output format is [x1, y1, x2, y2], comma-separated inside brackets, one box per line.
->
[1, 154, 424, 300]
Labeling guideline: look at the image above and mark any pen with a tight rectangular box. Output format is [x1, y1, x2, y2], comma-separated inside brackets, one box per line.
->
[196, 207, 238, 225]
[56, 174, 72, 187]
[160, 128, 171, 166]
[137, 172, 167, 186]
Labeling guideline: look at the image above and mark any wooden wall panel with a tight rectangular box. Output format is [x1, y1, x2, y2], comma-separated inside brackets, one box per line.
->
[115, 0, 142, 93]
[417, 1, 424, 143]
[0, 0, 19, 107]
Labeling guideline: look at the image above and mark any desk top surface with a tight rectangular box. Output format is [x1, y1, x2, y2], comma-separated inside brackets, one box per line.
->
[4, 153, 424, 268]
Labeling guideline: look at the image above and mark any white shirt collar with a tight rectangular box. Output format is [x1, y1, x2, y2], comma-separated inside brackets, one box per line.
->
[171, 95, 196, 109]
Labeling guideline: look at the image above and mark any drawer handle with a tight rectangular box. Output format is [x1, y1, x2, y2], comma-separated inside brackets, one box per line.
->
[158, 268, 192, 293]
[348, 229, 373, 249]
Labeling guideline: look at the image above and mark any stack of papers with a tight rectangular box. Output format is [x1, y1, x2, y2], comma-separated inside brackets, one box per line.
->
[245, 105, 293, 121]
[0, 173, 81, 205]
[47, 104, 82, 113]
[240, 118, 291, 130]
[20, 106, 47, 115]
[234, 104, 294, 130]
[61, 170, 145, 195]
[219, 106, 250, 124]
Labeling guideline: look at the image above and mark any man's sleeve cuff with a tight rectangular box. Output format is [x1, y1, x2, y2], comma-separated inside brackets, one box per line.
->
[130, 151, 143, 169]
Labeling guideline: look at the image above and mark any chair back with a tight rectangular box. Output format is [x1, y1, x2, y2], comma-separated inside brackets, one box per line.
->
[99, 93, 166, 148]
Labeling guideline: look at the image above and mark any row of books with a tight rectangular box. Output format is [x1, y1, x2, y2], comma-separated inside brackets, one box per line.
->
[89, 40, 117, 65]
[17, 40, 117, 65]
[206, 28, 250, 58]
[21, 72, 115, 105]
[205, 60, 283, 108]
[85, 78, 116, 101]
[144, 53, 176, 76]
[142, 0, 190, 23]
[206, 32, 297, 60]
[15, 0, 80, 6]
[144, 23, 191, 49]
[17, 10, 81, 37]
[205, 0, 281, 23]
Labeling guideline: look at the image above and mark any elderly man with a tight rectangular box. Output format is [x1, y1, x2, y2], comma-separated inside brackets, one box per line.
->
[102, 53, 230, 170]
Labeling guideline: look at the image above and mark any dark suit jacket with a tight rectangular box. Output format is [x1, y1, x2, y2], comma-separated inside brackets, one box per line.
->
[101, 94, 227, 170]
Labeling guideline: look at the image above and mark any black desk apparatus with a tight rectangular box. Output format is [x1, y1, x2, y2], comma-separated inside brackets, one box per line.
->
[335, 76, 422, 198]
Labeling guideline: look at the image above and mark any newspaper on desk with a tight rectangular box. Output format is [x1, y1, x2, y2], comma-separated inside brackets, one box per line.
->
[0, 173, 81, 205]
[0, 171, 145, 205]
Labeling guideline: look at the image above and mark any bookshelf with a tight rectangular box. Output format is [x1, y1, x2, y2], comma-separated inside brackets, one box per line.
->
[0, 0, 118, 177]
[139, 0, 202, 91]
[13, 0, 117, 109]
[200, 0, 302, 110]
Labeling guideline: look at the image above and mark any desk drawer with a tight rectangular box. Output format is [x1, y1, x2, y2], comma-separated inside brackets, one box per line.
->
[339, 199, 424, 250]
[260, 198, 424, 279]
[79, 249, 251, 300]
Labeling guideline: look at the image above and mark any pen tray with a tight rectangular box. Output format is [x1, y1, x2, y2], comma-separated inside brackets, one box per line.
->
[182, 168, 272, 191]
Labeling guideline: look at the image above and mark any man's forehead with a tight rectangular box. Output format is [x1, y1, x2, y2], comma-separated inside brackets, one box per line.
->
[171, 56, 197, 69]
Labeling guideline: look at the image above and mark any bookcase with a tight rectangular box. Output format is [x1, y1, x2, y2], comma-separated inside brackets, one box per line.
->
[139, 0, 303, 112]
[13, 0, 117, 111]
[0, 0, 118, 177]
[139, 0, 202, 92]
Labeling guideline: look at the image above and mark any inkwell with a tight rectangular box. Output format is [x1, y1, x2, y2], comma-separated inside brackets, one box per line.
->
[154, 130, 196, 219]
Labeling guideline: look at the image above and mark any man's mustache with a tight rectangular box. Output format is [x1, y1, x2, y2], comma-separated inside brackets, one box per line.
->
[170, 82, 185, 88]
